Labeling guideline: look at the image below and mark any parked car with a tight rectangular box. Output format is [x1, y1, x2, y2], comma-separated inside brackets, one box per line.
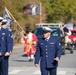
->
[34, 26, 63, 38]
[68, 30, 76, 50]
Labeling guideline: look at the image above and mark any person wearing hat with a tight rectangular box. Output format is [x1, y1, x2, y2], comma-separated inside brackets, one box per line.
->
[0, 19, 13, 75]
[34, 27, 62, 75]
[0, 16, 3, 63]
[0, 18, 8, 75]
[0, 16, 3, 64]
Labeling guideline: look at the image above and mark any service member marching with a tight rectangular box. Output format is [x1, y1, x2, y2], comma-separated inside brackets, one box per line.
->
[34, 27, 62, 75]
[0, 17, 13, 75]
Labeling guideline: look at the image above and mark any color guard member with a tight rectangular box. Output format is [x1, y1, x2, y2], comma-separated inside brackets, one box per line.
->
[0, 19, 13, 75]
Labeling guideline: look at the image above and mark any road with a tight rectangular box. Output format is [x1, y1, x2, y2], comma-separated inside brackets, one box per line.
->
[8, 44, 76, 75]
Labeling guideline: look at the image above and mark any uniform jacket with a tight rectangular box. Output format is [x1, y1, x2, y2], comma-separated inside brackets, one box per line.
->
[6, 29, 13, 52]
[35, 36, 62, 68]
[0, 28, 13, 56]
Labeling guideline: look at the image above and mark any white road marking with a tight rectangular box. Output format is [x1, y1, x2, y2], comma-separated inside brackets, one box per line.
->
[8, 67, 76, 75]
[9, 70, 21, 74]
[33, 70, 40, 74]
[57, 71, 67, 75]
[33, 70, 67, 75]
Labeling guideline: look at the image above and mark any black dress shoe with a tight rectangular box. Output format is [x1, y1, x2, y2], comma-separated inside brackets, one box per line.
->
[30, 59, 33, 62]
[28, 59, 33, 62]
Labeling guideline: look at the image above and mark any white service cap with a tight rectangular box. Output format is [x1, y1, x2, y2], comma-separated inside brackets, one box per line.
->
[42, 27, 53, 33]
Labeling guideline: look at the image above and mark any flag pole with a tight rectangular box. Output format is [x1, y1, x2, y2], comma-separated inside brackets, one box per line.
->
[5, 7, 25, 33]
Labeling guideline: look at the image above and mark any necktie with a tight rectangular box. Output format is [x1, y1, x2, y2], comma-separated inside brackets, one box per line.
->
[45, 39, 48, 42]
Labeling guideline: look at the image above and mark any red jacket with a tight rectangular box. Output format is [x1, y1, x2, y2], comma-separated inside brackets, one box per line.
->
[68, 30, 76, 43]
[22, 33, 38, 55]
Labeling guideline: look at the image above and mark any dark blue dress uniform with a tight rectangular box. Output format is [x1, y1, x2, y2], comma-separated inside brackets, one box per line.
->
[0, 28, 8, 75]
[35, 27, 62, 75]
[6, 29, 13, 52]
[0, 21, 13, 75]
[5, 29, 13, 75]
